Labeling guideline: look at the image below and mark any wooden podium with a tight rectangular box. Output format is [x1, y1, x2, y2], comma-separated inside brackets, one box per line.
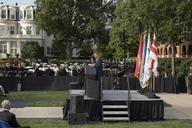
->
[85, 65, 100, 100]
[85, 65, 96, 80]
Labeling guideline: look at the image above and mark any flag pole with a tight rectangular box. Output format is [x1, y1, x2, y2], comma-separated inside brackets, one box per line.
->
[152, 74, 155, 94]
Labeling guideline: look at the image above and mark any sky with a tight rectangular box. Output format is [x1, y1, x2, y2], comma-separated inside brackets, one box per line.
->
[0, 0, 35, 5]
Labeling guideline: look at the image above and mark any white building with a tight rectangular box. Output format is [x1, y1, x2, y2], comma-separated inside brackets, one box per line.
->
[0, 4, 53, 58]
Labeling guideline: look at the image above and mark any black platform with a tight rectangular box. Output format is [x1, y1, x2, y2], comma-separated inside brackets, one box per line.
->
[63, 90, 164, 121]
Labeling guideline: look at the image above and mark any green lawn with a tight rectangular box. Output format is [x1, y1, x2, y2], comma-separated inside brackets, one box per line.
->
[17, 119, 192, 128]
[0, 91, 172, 107]
[7, 91, 68, 99]
[0, 91, 68, 107]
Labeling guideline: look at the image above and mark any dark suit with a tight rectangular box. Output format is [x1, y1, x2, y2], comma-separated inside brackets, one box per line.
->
[95, 57, 103, 81]
[45, 68, 55, 76]
[0, 110, 21, 128]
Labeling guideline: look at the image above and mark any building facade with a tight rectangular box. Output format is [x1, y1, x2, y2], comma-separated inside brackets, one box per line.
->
[157, 42, 192, 58]
[0, 4, 52, 58]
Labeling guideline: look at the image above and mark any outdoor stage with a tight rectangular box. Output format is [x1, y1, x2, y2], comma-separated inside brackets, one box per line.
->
[63, 90, 164, 121]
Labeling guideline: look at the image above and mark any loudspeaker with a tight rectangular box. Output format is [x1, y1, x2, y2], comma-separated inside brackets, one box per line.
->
[68, 112, 86, 124]
[69, 95, 84, 113]
[86, 79, 100, 100]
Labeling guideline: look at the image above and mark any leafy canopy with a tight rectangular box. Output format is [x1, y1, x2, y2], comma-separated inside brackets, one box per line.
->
[109, 0, 192, 58]
[35, 0, 115, 59]
[21, 42, 44, 59]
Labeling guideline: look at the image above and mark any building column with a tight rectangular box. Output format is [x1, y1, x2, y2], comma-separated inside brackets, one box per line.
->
[162, 46, 166, 57]
[7, 41, 11, 54]
[6, 6, 8, 19]
[32, 8, 34, 20]
[176, 45, 180, 58]
[17, 42, 21, 57]
[32, 25, 35, 35]
[22, 10, 24, 20]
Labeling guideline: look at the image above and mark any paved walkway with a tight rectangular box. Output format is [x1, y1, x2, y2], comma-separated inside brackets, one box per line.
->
[157, 93, 192, 119]
[10, 107, 63, 118]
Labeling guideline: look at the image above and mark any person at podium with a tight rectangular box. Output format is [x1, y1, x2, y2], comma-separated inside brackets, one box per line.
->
[94, 52, 103, 81]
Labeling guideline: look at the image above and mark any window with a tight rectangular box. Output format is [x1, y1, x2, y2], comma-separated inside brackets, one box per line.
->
[26, 10, 32, 19]
[8, 10, 10, 19]
[24, 10, 26, 19]
[33, 11, 36, 19]
[1, 10, 6, 19]
[11, 14, 15, 19]
[26, 26, 32, 35]
[10, 41, 17, 48]
[0, 43, 7, 54]
[10, 41, 17, 57]
[10, 10, 15, 19]
[0, 26, 7, 34]
[10, 26, 15, 34]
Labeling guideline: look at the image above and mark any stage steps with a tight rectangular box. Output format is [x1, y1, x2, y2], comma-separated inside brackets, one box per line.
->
[102, 101, 130, 122]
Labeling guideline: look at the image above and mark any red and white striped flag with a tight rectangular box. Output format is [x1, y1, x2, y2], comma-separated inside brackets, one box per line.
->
[149, 32, 158, 77]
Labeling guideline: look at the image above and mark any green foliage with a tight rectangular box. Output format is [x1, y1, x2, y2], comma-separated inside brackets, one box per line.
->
[158, 58, 192, 76]
[51, 40, 67, 60]
[19, 59, 31, 66]
[109, 0, 141, 59]
[21, 42, 44, 59]
[109, 0, 192, 59]
[48, 59, 60, 65]
[178, 59, 192, 77]
[79, 43, 93, 59]
[102, 46, 114, 59]
[36, 0, 114, 59]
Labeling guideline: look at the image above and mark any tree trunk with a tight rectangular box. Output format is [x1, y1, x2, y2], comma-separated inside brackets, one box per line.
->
[66, 43, 72, 60]
[171, 41, 176, 77]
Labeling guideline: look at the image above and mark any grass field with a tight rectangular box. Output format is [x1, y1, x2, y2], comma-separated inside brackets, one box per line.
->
[17, 119, 192, 128]
[0, 91, 181, 128]
[0, 91, 171, 107]
[0, 91, 68, 107]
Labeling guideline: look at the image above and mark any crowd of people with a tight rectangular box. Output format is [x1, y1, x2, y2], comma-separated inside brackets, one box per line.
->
[0, 58, 136, 78]
[0, 62, 85, 77]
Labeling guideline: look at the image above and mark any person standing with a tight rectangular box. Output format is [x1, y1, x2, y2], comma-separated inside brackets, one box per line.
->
[94, 52, 103, 81]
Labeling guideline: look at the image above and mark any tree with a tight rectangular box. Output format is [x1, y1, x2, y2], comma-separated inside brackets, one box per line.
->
[109, 0, 192, 76]
[35, 0, 115, 59]
[79, 42, 93, 59]
[109, 0, 139, 59]
[133, 0, 192, 77]
[21, 42, 44, 59]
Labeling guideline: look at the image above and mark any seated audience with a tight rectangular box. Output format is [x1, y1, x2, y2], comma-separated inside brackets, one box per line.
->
[0, 100, 30, 128]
